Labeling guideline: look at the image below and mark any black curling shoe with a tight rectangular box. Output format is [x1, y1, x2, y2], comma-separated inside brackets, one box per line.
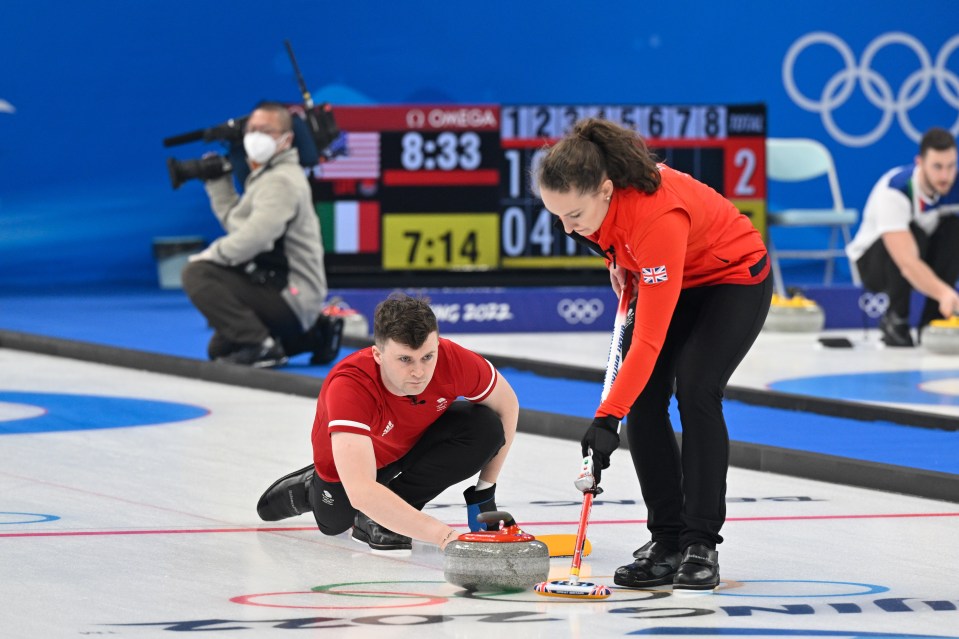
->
[351, 512, 412, 553]
[217, 336, 289, 368]
[673, 543, 720, 592]
[256, 464, 314, 521]
[309, 315, 345, 365]
[613, 541, 682, 588]
[879, 312, 914, 347]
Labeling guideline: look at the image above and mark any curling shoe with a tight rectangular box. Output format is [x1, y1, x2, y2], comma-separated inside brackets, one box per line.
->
[217, 336, 289, 368]
[613, 541, 681, 588]
[309, 315, 345, 365]
[256, 464, 314, 521]
[351, 511, 412, 553]
[879, 312, 914, 347]
[672, 544, 720, 592]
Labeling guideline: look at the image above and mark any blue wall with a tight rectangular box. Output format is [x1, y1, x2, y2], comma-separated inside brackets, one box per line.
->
[1, 0, 956, 289]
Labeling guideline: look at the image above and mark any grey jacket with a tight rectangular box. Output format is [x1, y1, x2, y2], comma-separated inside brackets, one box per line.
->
[203, 148, 327, 330]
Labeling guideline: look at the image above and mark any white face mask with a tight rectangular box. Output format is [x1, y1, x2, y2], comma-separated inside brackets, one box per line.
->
[244, 131, 281, 164]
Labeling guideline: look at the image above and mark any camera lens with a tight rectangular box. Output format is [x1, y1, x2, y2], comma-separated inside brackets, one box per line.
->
[167, 155, 233, 190]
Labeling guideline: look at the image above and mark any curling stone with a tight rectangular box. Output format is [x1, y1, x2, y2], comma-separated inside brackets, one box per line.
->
[922, 316, 959, 354]
[444, 511, 549, 592]
[322, 298, 370, 339]
[763, 292, 825, 333]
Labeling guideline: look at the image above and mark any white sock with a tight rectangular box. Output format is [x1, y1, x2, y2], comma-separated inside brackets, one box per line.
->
[475, 479, 494, 491]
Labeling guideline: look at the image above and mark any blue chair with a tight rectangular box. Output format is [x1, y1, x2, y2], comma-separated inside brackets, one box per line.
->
[765, 137, 860, 297]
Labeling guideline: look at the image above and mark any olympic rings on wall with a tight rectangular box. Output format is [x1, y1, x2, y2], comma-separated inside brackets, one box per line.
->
[556, 298, 605, 325]
[858, 292, 890, 319]
[783, 31, 959, 146]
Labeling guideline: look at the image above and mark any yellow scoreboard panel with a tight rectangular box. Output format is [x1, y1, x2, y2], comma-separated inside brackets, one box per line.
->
[382, 213, 500, 270]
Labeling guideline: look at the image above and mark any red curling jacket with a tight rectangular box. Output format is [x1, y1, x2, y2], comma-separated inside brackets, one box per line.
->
[590, 164, 768, 418]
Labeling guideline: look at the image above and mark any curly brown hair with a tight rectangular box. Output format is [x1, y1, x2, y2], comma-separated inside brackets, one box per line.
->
[536, 118, 661, 195]
[373, 293, 438, 348]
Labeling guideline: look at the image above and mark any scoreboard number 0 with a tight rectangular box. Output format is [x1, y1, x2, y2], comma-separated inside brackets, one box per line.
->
[504, 148, 548, 199]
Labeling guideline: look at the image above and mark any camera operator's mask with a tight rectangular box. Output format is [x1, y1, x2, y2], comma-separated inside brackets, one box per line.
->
[244, 131, 290, 165]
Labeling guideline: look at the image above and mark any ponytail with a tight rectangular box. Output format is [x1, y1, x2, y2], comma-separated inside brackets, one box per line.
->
[536, 118, 661, 195]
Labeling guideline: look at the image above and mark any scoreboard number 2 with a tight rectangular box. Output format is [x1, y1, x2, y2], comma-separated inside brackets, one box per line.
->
[733, 147, 757, 197]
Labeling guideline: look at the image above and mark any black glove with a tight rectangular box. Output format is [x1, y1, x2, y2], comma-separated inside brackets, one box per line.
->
[581, 415, 621, 484]
[463, 484, 497, 532]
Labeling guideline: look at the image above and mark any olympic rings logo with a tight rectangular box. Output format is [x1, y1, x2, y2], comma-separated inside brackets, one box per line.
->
[783, 32, 959, 146]
[557, 298, 604, 325]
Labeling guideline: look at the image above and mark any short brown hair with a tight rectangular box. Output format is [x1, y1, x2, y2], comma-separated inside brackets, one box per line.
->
[919, 127, 956, 157]
[373, 293, 438, 348]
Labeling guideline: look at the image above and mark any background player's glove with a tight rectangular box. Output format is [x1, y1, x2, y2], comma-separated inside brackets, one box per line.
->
[581, 415, 621, 484]
[464, 484, 497, 532]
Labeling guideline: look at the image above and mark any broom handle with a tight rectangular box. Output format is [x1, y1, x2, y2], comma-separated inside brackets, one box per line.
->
[567, 272, 630, 585]
[601, 276, 631, 401]
[568, 490, 594, 584]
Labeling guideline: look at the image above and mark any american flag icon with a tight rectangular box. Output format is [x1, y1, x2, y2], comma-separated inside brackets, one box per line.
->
[641, 265, 668, 284]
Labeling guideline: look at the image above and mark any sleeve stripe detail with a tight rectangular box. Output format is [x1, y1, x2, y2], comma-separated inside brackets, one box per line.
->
[465, 359, 497, 401]
[329, 419, 371, 432]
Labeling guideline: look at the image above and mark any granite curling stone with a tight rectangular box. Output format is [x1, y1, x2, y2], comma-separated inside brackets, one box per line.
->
[922, 316, 959, 354]
[444, 511, 549, 592]
[322, 298, 370, 339]
[763, 292, 825, 333]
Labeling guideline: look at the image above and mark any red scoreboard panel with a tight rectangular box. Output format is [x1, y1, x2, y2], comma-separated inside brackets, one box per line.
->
[311, 103, 765, 280]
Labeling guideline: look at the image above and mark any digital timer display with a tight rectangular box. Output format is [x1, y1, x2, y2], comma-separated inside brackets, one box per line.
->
[400, 132, 481, 171]
[380, 130, 500, 187]
[382, 213, 499, 270]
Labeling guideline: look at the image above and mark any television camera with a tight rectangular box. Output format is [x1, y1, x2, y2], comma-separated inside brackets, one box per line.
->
[164, 40, 345, 190]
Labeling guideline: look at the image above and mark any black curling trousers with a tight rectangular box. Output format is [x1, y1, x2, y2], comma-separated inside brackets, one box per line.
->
[855, 216, 959, 328]
[623, 273, 772, 552]
[309, 402, 506, 536]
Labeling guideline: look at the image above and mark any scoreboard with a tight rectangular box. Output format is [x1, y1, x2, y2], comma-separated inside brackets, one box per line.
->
[311, 103, 766, 282]
[312, 106, 501, 275]
[500, 104, 767, 268]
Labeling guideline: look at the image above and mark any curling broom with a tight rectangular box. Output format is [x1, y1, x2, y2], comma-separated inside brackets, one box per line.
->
[533, 276, 633, 599]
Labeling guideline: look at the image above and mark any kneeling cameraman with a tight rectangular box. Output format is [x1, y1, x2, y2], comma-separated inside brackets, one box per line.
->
[182, 101, 342, 368]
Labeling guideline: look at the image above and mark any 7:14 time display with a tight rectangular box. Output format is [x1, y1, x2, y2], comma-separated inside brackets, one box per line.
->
[382, 213, 500, 270]
[404, 229, 476, 263]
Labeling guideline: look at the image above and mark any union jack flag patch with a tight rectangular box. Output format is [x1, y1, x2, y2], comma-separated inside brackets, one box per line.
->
[641, 265, 668, 284]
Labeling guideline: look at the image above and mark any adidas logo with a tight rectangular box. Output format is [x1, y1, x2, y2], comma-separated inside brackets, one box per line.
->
[321, 490, 334, 506]
[381, 421, 394, 436]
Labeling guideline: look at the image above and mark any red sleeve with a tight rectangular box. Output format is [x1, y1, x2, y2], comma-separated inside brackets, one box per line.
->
[597, 210, 689, 418]
[324, 374, 379, 437]
[443, 338, 498, 402]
